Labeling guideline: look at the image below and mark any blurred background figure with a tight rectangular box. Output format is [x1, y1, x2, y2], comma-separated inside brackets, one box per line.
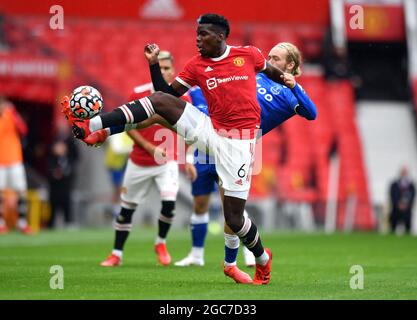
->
[389, 166, 415, 235]
[47, 124, 79, 229]
[322, 29, 363, 95]
[0, 96, 31, 234]
[104, 133, 133, 218]
[322, 29, 352, 81]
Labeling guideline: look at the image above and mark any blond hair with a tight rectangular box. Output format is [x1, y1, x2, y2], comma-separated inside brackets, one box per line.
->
[158, 50, 174, 63]
[276, 42, 302, 76]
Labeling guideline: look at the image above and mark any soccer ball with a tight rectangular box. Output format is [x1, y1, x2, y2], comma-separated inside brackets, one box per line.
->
[69, 85, 103, 119]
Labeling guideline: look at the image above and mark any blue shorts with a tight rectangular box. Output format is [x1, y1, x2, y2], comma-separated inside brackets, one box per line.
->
[109, 168, 125, 187]
[191, 162, 218, 196]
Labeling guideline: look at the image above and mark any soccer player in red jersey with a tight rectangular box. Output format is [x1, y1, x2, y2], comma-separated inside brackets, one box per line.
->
[101, 51, 189, 267]
[69, 13, 285, 285]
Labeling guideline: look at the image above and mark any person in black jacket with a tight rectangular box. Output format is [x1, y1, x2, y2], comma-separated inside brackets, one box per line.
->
[389, 166, 415, 234]
[47, 127, 78, 228]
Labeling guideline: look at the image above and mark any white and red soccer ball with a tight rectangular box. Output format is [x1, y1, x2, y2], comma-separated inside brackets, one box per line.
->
[69, 85, 103, 119]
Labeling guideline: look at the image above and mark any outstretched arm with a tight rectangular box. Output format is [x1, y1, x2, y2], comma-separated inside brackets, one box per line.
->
[292, 84, 317, 120]
[145, 43, 189, 97]
[261, 62, 285, 85]
[280, 73, 317, 121]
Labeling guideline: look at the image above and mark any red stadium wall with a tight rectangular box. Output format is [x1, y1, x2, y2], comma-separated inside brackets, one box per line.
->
[0, 0, 330, 25]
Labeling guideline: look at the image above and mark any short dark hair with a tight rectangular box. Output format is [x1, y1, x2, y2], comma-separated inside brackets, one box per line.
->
[197, 13, 230, 38]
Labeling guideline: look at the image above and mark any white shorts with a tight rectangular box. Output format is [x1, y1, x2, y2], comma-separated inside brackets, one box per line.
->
[120, 159, 179, 208]
[0, 162, 27, 192]
[174, 103, 256, 200]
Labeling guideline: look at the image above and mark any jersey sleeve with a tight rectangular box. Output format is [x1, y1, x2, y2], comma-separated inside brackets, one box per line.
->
[283, 88, 299, 112]
[176, 57, 198, 89]
[291, 84, 317, 120]
[129, 92, 141, 101]
[250, 46, 267, 73]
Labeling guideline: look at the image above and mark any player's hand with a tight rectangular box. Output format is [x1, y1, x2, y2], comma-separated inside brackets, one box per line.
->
[185, 163, 197, 182]
[144, 43, 160, 65]
[280, 73, 296, 89]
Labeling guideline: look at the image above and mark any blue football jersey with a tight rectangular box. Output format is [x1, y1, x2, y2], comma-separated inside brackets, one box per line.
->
[189, 87, 209, 116]
[256, 72, 299, 135]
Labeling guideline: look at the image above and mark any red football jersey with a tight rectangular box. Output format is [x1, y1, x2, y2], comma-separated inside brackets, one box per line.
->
[128, 82, 189, 166]
[176, 45, 266, 138]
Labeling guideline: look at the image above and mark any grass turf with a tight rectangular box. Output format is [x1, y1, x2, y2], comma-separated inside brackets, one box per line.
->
[0, 228, 416, 299]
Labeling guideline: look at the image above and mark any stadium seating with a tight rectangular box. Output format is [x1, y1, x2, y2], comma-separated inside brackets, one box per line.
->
[4, 16, 325, 105]
[271, 75, 373, 229]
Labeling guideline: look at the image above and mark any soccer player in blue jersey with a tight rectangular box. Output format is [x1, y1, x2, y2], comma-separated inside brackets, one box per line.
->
[175, 42, 317, 270]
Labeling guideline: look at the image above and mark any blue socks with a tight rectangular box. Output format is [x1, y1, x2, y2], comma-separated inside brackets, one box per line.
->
[190, 212, 209, 249]
[224, 233, 240, 266]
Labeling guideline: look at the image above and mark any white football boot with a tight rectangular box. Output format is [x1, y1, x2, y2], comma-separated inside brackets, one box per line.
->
[174, 254, 205, 267]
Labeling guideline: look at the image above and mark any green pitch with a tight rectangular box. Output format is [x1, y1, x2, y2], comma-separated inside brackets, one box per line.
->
[0, 228, 416, 299]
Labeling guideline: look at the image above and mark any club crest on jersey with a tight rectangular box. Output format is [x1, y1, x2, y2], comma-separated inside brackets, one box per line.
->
[233, 57, 245, 67]
[271, 86, 282, 95]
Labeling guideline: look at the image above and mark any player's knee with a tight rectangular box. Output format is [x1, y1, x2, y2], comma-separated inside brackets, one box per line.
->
[224, 213, 244, 233]
[149, 91, 184, 125]
[116, 207, 135, 224]
[193, 197, 210, 214]
[121, 199, 137, 210]
[161, 201, 175, 218]
[149, 91, 167, 110]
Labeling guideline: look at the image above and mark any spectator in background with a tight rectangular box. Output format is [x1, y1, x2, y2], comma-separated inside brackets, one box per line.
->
[0, 96, 32, 234]
[321, 28, 362, 93]
[47, 124, 78, 229]
[389, 166, 415, 234]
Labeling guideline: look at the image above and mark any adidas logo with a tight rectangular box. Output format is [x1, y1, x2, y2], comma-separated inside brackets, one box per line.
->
[235, 179, 243, 186]
[205, 66, 213, 72]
